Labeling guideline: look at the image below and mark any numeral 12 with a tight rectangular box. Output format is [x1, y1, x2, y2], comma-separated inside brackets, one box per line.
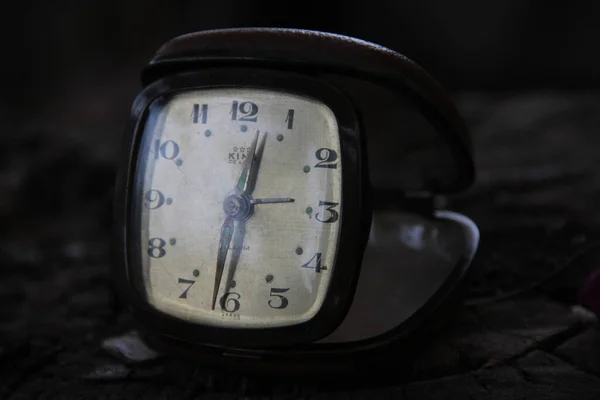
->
[231, 101, 258, 122]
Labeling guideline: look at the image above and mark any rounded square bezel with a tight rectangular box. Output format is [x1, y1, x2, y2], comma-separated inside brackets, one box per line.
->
[113, 68, 368, 348]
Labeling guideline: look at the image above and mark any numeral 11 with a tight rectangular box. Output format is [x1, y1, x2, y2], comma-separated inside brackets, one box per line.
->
[192, 103, 208, 124]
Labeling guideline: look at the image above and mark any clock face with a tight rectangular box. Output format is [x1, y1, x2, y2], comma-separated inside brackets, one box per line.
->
[133, 88, 343, 328]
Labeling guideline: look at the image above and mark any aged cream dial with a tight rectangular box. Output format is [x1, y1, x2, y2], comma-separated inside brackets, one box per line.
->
[136, 88, 342, 328]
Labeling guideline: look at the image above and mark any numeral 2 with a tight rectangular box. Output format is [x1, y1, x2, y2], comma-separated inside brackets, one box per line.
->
[314, 148, 338, 169]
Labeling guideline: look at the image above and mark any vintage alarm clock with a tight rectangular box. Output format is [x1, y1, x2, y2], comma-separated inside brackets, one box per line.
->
[113, 28, 479, 375]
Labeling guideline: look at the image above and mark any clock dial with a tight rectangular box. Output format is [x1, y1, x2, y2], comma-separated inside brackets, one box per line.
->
[135, 88, 342, 328]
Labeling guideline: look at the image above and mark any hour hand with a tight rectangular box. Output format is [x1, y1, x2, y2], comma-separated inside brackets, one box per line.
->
[235, 130, 266, 195]
[211, 216, 234, 310]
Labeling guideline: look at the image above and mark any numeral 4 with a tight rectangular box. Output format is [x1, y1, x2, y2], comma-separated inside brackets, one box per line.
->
[301, 252, 327, 273]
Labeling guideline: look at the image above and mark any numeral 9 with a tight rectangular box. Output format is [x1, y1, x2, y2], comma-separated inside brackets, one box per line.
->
[144, 190, 165, 209]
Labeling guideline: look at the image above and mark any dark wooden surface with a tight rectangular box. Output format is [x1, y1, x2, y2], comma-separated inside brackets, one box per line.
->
[2, 92, 600, 398]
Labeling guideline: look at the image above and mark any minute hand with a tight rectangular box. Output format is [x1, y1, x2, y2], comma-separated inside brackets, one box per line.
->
[211, 215, 234, 310]
[235, 130, 266, 195]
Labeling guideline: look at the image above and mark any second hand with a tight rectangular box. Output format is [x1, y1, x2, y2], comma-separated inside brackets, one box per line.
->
[251, 198, 295, 205]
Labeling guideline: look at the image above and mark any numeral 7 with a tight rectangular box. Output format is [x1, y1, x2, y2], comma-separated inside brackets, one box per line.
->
[177, 278, 196, 299]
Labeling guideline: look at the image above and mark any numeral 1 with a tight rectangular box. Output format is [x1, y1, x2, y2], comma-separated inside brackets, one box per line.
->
[285, 109, 295, 129]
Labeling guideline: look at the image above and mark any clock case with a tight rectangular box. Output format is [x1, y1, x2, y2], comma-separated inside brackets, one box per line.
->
[117, 68, 367, 348]
[113, 28, 479, 373]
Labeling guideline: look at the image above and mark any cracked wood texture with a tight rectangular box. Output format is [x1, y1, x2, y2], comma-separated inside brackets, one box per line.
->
[2, 92, 600, 399]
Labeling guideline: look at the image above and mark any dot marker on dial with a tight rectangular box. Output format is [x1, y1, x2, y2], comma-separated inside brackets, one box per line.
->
[295, 247, 303, 255]
[303, 165, 310, 173]
[204, 130, 212, 137]
[169, 238, 176, 246]
[240, 125, 248, 132]
[193, 269, 200, 277]
[276, 134, 284, 142]
[166, 198, 173, 205]
[175, 159, 183, 167]
[265, 274, 274, 283]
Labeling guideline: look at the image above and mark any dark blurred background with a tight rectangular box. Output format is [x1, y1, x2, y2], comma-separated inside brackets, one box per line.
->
[4, 1, 600, 239]
[6, 1, 600, 127]
[2, 2, 600, 396]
